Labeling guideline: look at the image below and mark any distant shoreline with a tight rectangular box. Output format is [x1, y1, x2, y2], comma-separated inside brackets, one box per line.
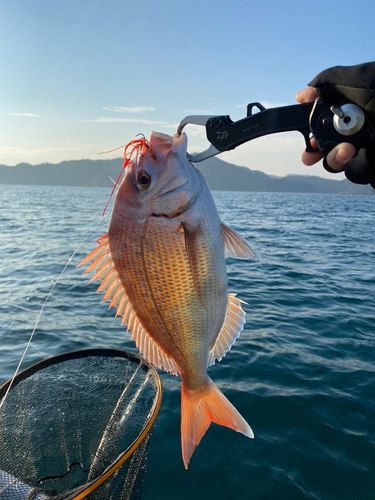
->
[0, 158, 373, 195]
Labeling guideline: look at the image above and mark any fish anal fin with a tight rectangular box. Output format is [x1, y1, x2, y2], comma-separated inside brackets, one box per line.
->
[208, 293, 247, 366]
[181, 377, 253, 469]
[221, 223, 258, 261]
[131, 317, 179, 376]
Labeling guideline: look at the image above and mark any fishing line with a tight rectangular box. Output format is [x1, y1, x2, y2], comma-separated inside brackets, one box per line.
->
[0, 215, 105, 411]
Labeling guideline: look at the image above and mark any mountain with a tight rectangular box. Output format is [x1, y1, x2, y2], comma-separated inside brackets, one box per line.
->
[0, 159, 122, 188]
[198, 157, 372, 194]
[0, 157, 373, 194]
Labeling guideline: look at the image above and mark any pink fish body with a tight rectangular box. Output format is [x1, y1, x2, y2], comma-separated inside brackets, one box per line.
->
[79, 132, 256, 468]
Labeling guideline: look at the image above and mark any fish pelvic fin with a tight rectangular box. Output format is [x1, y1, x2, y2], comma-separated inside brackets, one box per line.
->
[181, 377, 253, 469]
[208, 293, 247, 366]
[221, 223, 258, 261]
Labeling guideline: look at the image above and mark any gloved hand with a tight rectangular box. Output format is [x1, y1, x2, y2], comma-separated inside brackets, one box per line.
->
[297, 62, 375, 188]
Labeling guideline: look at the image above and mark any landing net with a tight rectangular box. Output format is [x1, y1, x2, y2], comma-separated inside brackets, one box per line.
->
[0, 348, 162, 500]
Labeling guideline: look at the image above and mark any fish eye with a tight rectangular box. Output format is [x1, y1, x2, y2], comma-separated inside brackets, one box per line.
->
[137, 171, 151, 189]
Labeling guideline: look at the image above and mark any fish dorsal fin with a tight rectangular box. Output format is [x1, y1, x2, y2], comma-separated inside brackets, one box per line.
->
[77, 233, 126, 309]
[77, 235, 179, 376]
[130, 317, 180, 376]
[221, 223, 258, 260]
[208, 293, 247, 366]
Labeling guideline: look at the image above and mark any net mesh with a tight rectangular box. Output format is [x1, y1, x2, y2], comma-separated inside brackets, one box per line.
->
[0, 349, 161, 500]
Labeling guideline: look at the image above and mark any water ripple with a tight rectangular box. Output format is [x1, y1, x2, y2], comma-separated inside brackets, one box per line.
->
[0, 186, 374, 499]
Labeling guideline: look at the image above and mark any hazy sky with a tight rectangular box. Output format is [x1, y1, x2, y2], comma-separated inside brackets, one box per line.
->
[1, 0, 374, 179]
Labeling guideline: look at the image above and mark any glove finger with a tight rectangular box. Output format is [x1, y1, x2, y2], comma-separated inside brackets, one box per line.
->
[322, 156, 340, 174]
[344, 148, 375, 185]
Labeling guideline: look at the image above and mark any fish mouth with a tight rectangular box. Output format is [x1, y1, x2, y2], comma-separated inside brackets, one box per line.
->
[155, 179, 190, 199]
[152, 178, 201, 219]
[151, 193, 198, 219]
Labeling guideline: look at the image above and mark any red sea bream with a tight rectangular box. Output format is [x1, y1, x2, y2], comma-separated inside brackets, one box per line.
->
[78, 131, 257, 468]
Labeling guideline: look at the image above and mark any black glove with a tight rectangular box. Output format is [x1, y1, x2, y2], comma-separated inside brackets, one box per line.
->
[309, 62, 375, 188]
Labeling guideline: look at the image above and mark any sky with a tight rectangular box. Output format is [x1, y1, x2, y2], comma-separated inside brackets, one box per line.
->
[1, 0, 375, 179]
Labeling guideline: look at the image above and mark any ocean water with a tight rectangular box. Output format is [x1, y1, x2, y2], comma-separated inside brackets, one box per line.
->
[0, 184, 374, 500]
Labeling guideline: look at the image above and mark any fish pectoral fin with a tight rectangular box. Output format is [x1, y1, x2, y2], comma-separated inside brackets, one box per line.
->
[182, 221, 205, 304]
[131, 316, 180, 376]
[208, 293, 247, 366]
[221, 223, 258, 260]
[181, 377, 253, 469]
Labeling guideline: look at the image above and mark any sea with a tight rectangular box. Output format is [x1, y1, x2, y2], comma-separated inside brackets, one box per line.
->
[0, 184, 374, 500]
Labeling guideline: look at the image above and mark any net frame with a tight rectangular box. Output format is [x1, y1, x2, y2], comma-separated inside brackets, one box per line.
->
[0, 348, 163, 500]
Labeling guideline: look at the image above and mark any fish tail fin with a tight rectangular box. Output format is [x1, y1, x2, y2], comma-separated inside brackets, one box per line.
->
[181, 377, 253, 469]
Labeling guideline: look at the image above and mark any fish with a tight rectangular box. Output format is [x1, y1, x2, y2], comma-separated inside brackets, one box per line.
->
[78, 131, 257, 468]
